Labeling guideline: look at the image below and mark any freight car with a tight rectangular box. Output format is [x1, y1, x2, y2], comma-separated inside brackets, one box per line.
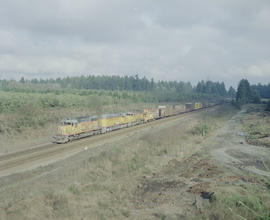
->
[185, 102, 203, 111]
[53, 102, 204, 143]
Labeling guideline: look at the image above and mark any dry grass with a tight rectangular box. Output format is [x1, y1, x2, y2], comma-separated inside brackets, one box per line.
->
[242, 105, 270, 148]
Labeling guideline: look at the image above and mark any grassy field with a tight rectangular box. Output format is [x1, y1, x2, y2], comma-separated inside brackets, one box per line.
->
[1, 89, 270, 219]
[1, 104, 257, 220]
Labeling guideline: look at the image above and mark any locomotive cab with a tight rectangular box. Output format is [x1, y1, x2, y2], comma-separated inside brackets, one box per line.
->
[53, 119, 78, 143]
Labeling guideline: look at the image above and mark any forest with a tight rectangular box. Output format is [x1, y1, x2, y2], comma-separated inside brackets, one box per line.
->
[1, 75, 230, 98]
[0, 75, 269, 113]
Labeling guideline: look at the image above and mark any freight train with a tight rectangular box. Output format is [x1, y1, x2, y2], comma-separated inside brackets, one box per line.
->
[53, 102, 213, 144]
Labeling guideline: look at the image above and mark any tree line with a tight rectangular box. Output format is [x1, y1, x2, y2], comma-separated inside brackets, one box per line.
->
[1, 75, 269, 106]
[2, 75, 233, 95]
[251, 83, 270, 99]
[235, 79, 270, 111]
[0, 75, 237, 104]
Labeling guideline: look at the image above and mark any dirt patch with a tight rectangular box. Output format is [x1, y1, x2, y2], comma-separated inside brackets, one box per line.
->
[164, 156, 222, 179]
[133, 152, 223, 210]
[134, 175, 188, 208]
[219, 175, 240, 183]
[139, 178, 187, 194]
[188, 182, 211, 194]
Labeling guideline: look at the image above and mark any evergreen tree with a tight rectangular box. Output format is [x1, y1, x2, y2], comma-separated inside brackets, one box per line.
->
[236, 79, 251, 105]
[250, 89, 261, 103]
[195, 80, 227, 96]
[228, 86, 236, 98]
[19, 77, 25, 84]
[236, 79, 261, 105]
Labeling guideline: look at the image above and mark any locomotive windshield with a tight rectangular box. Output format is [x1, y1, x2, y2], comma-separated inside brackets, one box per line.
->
[61, 119, 78, 126]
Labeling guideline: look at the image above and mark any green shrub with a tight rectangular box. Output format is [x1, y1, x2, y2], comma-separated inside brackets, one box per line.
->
[68, 184, 80, 195]
[192, 122, 211, 136]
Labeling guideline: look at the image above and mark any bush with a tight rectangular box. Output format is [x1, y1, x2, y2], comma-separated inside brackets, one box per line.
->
[192, 122, 211, 136]
[40, 96, 61, 108]
[68, 184, 80, 195]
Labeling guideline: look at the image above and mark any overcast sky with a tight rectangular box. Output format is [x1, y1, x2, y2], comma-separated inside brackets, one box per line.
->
[0, 0, 269, 87]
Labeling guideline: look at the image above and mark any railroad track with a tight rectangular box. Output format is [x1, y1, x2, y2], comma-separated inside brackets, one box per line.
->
[0, 104, 222, 177]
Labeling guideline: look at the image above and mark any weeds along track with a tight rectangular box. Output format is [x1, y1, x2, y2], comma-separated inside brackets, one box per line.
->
[0, 105, 221, 177]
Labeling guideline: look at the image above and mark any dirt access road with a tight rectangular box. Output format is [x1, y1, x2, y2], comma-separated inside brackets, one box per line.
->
[0, 104, 269, 220]
[211, 108, 270, 177]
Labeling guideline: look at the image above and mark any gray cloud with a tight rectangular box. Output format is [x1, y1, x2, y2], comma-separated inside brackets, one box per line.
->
[0, 0, 269, 87]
